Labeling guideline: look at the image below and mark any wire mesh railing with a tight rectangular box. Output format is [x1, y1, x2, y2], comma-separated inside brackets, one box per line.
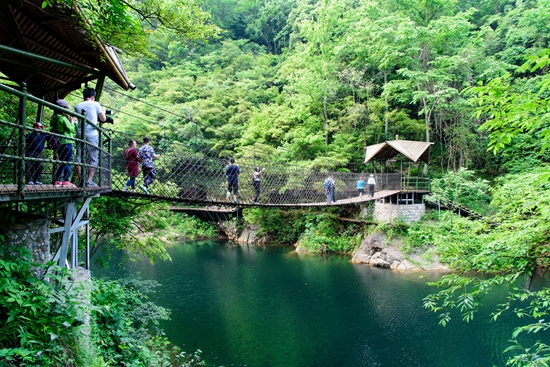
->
[0, 82, 112, 199]
[108, 130, 428, 205]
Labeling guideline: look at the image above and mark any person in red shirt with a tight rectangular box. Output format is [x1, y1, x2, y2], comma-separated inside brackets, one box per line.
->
[123, 139, 141, 192]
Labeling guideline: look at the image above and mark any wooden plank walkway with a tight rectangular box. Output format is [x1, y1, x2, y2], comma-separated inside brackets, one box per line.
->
[165, 190, 401, 212]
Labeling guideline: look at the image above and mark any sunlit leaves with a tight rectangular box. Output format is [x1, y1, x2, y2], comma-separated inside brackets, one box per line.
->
[45, 0, 220, 55]
[465, 48, 550, 156]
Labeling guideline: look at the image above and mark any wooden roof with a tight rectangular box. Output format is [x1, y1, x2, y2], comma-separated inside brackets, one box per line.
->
[0, 0, 134, 98]
[364, 140, 433, 164]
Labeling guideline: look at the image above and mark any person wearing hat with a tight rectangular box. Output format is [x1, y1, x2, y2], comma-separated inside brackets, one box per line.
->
[51, 99, 77, 187]
[138, 136, 161, 194]
[25, 122, 46, 185]
[74, 87, 106, 187]
[367, 174, 376, 197]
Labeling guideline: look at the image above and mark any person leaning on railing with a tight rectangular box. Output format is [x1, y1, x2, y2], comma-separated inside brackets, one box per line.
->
[51, 99, 77, 187]
[25, 122, 46, 185]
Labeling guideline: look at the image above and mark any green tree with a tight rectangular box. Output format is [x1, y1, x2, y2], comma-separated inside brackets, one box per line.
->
[44, 0, 221, 56]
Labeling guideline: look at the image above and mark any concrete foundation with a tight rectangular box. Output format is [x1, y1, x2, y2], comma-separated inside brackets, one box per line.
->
[373, 202, 425, 223]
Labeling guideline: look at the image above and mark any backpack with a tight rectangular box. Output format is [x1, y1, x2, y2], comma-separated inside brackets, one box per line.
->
[46, 127, 60, 151]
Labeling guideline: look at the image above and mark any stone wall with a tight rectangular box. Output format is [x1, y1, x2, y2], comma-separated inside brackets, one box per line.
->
[373, 202, 425, 223]
[0, 210, 50, 264]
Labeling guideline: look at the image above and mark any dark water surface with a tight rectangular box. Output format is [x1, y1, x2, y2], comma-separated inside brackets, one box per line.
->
[93, 240, 548, 367]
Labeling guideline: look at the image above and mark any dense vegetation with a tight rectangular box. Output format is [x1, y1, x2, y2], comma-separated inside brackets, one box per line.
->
[3, 0, 550, 365]
[0, 245, 208, 366]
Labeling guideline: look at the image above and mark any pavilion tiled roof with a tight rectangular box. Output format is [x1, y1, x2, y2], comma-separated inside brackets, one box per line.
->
[364, 140, 433, 164]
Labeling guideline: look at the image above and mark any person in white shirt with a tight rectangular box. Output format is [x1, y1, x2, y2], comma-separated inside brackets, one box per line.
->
[74, 87, 105, 187]
[367, 174, 376, 197]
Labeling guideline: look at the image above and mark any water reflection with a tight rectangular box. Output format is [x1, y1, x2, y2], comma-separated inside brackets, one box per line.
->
[93, 240, 550, 367]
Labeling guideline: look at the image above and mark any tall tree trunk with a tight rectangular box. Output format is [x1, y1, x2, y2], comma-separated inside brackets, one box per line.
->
[422, 96, 431, 176]
[384, 71, 389, 141]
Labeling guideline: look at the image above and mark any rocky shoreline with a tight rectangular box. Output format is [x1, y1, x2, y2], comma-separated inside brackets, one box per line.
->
[217, 222, 449, 271]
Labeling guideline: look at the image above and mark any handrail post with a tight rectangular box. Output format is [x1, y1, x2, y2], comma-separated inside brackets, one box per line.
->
[17, 83, 27, 194]
[107, 135, 112, 187]
[98, 129, 102, 186]
[78, 111, 87, 187]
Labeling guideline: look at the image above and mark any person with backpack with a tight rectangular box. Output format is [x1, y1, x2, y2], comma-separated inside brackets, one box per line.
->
[123, 139, 141, 192]
[252, 166, 265, 204]
[323, 174, 335, 204]
[51, 99, 77, 187]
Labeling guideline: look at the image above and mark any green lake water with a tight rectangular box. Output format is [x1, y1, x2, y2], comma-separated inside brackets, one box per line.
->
[93, 240, 550, 367]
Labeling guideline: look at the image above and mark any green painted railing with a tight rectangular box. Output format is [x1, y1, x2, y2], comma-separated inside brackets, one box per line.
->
[0, 82, 112, 199]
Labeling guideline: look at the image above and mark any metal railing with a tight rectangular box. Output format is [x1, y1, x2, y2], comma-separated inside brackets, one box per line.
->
[401, 175, 431, 192]
[0, 82, 112, 199]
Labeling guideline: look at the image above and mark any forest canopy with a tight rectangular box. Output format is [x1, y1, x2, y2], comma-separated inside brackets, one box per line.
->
[88, 0, 550, 175]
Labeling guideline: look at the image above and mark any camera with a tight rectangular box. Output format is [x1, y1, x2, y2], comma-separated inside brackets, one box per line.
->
[103, 110, 114, 124]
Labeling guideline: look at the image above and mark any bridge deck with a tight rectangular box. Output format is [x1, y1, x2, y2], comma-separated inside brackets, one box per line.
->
[110, 189, 402, 207]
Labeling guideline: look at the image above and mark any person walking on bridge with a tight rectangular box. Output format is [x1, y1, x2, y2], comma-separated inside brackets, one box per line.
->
[356, 176, 365, 197]
[323, 174, 335, 204]
[367, 174, 376, 197]
[225, 158, 240, 204]
[139, 136, 161, 194]
[252, 166, 265, 204]
[123, 139, 141, 192]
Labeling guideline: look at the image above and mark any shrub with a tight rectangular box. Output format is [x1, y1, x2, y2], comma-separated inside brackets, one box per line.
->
[0, 247, 96, 366]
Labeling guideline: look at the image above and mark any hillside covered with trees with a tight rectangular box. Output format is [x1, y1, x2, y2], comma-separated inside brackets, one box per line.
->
[97, 0, 550, 176]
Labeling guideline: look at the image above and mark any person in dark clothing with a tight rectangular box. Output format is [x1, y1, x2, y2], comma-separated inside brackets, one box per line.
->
[25, 122, 46, 185]
[225, 157, 240, 203]
[252, 166, 265, 204]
